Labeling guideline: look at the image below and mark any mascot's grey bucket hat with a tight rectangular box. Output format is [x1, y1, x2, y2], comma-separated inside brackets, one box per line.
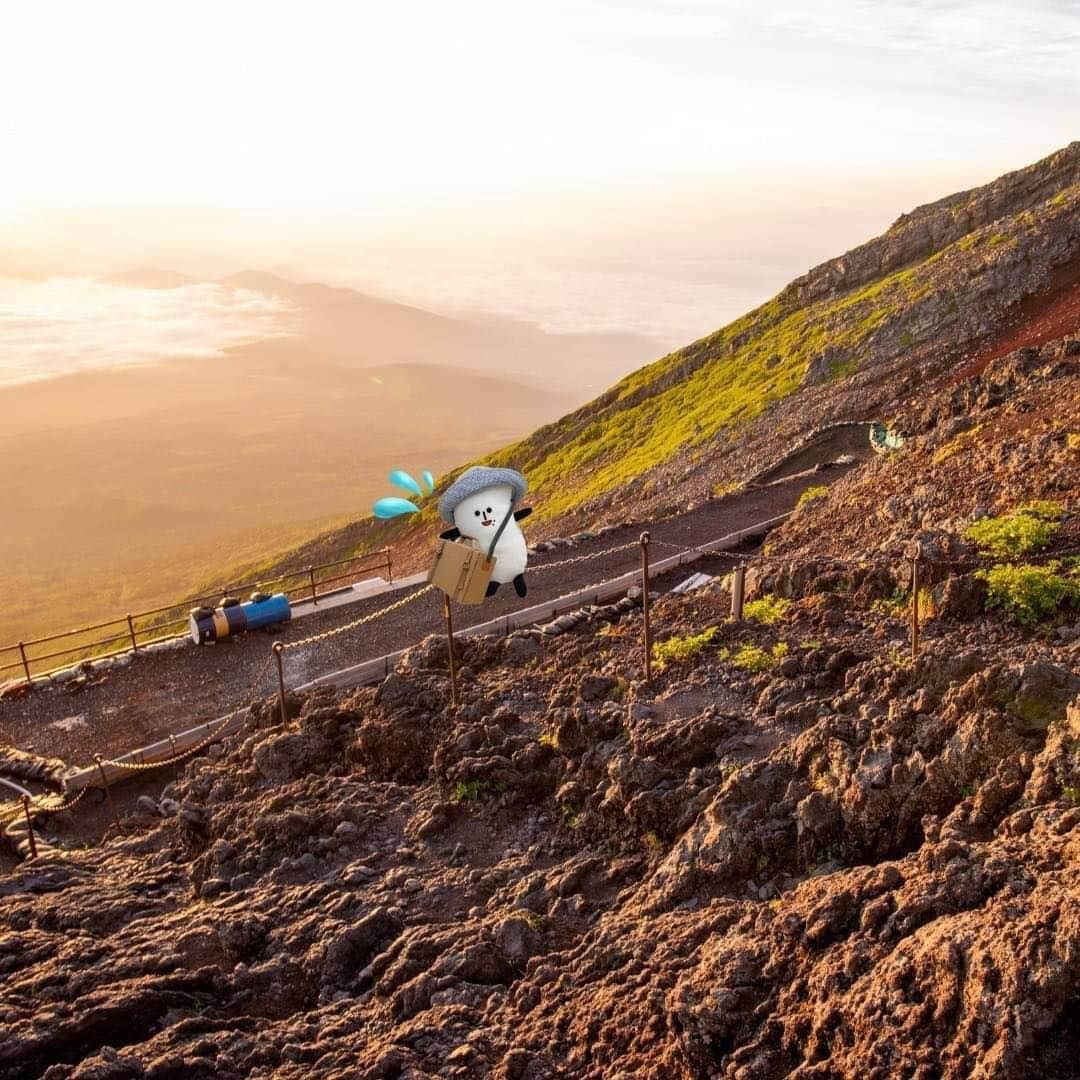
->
[438, 466, 527, 523]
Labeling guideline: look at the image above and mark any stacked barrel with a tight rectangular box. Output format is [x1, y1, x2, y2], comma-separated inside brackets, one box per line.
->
[189, 592, 291, 645]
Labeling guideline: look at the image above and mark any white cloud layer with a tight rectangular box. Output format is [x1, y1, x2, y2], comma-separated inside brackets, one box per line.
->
[0, 278, 297, 387]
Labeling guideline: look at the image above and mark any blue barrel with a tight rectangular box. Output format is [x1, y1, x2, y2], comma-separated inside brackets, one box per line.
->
[189, 592, 291, 644]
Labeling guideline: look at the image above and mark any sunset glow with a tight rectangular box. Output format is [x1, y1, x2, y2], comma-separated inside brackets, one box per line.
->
[3, 1, 1075, 209]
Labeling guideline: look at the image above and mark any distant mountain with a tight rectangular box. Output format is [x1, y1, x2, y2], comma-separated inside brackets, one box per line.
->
[95, 268, 662, 397]
[214, 269, 662, 392]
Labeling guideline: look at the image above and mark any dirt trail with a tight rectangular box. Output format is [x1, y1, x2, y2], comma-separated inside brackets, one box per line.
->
[0, 457, 863, 767]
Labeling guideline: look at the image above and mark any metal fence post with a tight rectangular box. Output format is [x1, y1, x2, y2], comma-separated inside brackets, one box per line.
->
[17, 642, 31, 685]
[126, 614, 138, 653]
[273, 643, 288, 726]
[443, 595, 460, 707]
[387, 548, 394, 584]
[731, 566, 746, 620]
[308, 567, 318, 605]
[21, 796, 37, 859]
[640, 532, 652, 684]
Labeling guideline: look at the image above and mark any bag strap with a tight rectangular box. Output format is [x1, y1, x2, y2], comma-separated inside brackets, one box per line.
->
[487, 505, 515, 559]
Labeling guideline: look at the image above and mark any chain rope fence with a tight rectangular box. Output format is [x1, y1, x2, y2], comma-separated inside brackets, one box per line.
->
[279, 583, 435, 652]
[527, 540, 642, 572]
[4, 516, 1076, 863]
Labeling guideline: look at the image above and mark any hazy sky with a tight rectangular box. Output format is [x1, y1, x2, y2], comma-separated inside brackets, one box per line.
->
[2, 1, 1077, 343]
[3, 0, 1075, 205]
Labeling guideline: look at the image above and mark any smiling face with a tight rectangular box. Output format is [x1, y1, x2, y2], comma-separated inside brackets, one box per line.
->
[452, 483, 514, 542]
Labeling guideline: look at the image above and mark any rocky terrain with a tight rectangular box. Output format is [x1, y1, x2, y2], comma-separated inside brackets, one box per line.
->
[771, 337, 1079, 559]
[1, 336, 1078, 1077]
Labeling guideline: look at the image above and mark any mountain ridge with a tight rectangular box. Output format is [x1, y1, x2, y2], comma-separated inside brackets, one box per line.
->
[483, 141, 1079, 523]
[255, 141, 1079, 582]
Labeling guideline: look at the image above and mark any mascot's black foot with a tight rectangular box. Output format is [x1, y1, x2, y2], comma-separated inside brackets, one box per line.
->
[486, 580, 500, 598]
[514, 574, 527, 597]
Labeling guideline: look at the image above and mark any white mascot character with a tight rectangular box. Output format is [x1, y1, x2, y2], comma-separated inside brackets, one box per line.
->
[438, 466, 531, 597]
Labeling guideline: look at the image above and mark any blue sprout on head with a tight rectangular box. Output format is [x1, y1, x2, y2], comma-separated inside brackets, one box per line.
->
[390, 469, 424, 498]
[373, 497, 420, 519]
[372, 467, 436, 519]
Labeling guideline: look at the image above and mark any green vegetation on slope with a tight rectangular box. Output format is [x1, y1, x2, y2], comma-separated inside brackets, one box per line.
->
[483, 261, 933, 520]
[965, 503, 1063, 558]
[979, 562, 1080, 626]
[471, 177, 1080, 523]
[229, 157, 1080, 575]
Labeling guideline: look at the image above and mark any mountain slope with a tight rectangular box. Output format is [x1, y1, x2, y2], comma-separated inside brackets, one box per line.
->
[483, 142, 1079, 523]
[224, 144, 1080, 586]
[2, 341, 1077, 1075]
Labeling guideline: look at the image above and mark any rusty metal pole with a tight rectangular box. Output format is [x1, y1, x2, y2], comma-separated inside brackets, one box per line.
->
[444, 595, 460, 707]
[95, 756, 120, 828]
[126, 614, 138, 653]
[21, 796, 37, 859]
[17, 642, 31, 685]
[640, 532, 652, 685]
[731, 566, 746, 621]
[910, 553, 921, 661]
[272, 642, 288, 726]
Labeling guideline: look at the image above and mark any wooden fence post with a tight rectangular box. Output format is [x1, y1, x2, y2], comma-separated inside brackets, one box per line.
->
[910, 551, 921, 660]
[21, 796, 37, 859]
[731, 566, 746, 620]
[273, 642, 288, 726]
[95, 756, 120, 828]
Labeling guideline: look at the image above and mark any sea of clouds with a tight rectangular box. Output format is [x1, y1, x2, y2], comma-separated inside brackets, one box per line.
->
[0, 277, 298, 387]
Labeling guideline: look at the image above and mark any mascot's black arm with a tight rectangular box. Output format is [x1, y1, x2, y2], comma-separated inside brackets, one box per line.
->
[439, 508, 530, 540]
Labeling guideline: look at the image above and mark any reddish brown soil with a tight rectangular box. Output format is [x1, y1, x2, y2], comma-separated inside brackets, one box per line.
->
[949, 254, 1080, 382]
[771, 337, 1079, 563]
[0, 550, 1077, 1078]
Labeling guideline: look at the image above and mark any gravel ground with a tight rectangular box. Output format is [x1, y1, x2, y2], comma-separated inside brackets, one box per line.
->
[0, 463, 862, 767]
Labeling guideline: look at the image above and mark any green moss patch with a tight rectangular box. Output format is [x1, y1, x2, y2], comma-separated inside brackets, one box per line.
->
[978, 562, 1080, 626]
[966, 506, 1063, 558]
